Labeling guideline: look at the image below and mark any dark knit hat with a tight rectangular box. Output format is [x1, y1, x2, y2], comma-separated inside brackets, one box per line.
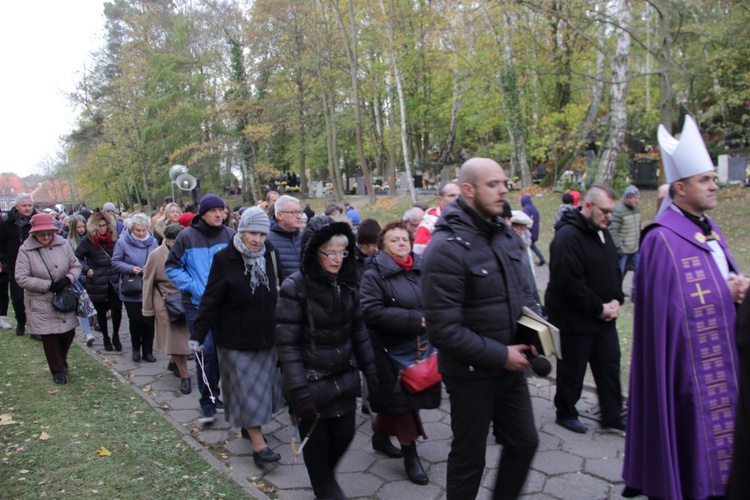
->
[501, 200, 512, 220]
[357, 218, 382, 246]
[198, 194, 225, 216]
[163, 223, 184, 240]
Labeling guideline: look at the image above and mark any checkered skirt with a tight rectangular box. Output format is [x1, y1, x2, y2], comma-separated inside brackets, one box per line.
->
[217, 346, 284, 428]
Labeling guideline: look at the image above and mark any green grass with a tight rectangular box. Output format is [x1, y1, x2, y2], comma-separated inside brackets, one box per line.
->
[0, 333, 250, 499]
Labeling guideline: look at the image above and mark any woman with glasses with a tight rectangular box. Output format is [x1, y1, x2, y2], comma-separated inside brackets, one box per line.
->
[276, 216, 378, 500]
[15, 214, 82, 384]
[360, 221, 441, 485]
[75, 209, 123, 352]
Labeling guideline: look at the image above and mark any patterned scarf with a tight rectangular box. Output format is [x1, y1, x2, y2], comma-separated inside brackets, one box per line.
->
[233, 233, 269, 294]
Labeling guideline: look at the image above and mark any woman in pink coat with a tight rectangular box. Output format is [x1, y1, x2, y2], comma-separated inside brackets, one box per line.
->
[15, 213, 82, 384]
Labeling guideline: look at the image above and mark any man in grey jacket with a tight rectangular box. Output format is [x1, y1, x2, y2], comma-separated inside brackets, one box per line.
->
[609, 185, 641, 298]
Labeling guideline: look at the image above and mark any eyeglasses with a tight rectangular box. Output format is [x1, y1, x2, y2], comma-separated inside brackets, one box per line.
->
[590, 202, 614, 216]
[98, 223, 109, 228]
[279, 210, 303, 217]
[35, 231, 55, 238]
[318, 250, 349, 259]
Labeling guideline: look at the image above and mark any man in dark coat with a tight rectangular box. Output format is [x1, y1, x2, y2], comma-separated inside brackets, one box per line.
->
[422, 158, 539, 500]
[266, 195, 302, 280]
[520, 194, 545, 266]
[545, 183, 625, 434]
[729, 292, 750, 499]
[0, 193, 38, 337]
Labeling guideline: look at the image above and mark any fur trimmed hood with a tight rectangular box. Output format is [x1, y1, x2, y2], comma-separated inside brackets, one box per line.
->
[86, 209, 119, 242]
[300, 215, 357, 285]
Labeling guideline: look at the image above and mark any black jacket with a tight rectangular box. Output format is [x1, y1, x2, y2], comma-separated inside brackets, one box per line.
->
[422, 197, 536, 378]
[0, 206, 39, 271]
[275, 216, 376, 419]
[544, 207, 624, 334]
[74, 209, 121, 303]
[192, 241, 280, 351]
[360, 250, 441, 414]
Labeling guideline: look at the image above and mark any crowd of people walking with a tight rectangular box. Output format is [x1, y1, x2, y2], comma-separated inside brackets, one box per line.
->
[3, 115, 749, 500]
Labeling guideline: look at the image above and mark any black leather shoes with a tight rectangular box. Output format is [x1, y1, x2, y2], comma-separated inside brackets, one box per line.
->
[180, 378, 191, 394]
[601, 417, 627, 431]
[556, 417, 588, 433]
[253, 447, 281, 467]
[143, 354, 156, 363]
[53, 376, 67, 385]
[167, 362, 180, 377]
[30, 334, 42, 341]
[132, 352, 141, 362]
[372, 431, 403, 458]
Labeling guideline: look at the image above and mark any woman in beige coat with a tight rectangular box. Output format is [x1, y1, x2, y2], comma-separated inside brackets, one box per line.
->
[142, 223, 191, 394]
[15, 213, 82, 384]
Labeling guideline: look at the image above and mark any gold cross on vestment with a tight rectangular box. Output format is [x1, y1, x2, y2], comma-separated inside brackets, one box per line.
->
[690, 283, 711, 305]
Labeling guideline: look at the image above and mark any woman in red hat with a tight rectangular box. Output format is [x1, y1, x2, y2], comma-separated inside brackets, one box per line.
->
[15, 213, 82, 384]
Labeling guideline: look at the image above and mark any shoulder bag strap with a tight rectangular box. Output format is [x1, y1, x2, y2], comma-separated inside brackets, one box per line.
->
[35, 248, 54, 281]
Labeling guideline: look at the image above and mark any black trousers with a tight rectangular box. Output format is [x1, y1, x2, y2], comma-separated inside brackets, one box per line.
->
[9, 274, 25, 328]
[299, 411, 355, 500]
[41, 329, 76, 378]
[443, 373, 539, 500]
[93, 283, 122, 337]
[124, 300, 154, 356]
[554, 327, 623, 424]
[0, 272, 9, 316]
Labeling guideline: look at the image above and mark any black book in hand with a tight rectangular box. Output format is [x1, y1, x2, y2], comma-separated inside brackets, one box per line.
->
[516, 307, 562, 360]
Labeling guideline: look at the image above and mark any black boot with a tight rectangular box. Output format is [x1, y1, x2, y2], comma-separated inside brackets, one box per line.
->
[401, 442, 428, 485]
[372, 431, 403, 458]
[112, 333, 122, 351]
[102, 333, 113, 352]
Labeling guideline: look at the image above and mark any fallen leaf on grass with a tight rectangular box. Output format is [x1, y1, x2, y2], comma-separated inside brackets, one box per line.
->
[0, 414, 17, 426]
[95, 447, 111, 457]
[19, 469, 30, 474]
[39, 432, 51, 441]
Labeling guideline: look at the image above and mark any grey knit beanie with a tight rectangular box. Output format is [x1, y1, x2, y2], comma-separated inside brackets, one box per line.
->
[238, 206, 270, 234]
[624, 185, 640, 199]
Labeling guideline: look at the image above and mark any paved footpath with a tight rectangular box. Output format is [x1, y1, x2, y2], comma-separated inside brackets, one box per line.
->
[74, 319, 630, 500]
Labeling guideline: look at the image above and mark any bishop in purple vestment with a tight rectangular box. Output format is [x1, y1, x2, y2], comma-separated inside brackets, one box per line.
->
[623, 116, 748, 500]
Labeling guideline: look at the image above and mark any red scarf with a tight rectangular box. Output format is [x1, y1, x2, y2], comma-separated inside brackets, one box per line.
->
[393, 254, 413, 272]
[93, 230, 113, 249]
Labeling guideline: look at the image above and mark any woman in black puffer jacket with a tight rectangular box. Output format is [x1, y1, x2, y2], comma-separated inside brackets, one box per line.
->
[360, 221, 441, 486]
[275, 216, 377, 500]
[75, 209, 123, 351]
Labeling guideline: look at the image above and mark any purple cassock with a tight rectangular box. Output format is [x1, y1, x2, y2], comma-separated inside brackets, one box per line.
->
[623, 208, 740, 499]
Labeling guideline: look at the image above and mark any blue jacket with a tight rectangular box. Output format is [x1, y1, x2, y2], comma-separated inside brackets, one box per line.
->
[520, 195, 541, 242]
[266, 219, 301, 281]
[165, 218, 235, 307]
[111, 229, 158, 302]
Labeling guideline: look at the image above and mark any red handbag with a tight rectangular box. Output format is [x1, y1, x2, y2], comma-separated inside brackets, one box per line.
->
[386, 336, 442, 394]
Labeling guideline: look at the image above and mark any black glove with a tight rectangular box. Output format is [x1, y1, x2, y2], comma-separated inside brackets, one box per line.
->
[294, 397, 319, 420]
[49, 278, 71, 293]
[366, 373, 379, 395]
[616, 247, 624, 259]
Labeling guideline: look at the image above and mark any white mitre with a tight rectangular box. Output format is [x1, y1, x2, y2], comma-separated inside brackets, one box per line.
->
[657, 115, 715, 183]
